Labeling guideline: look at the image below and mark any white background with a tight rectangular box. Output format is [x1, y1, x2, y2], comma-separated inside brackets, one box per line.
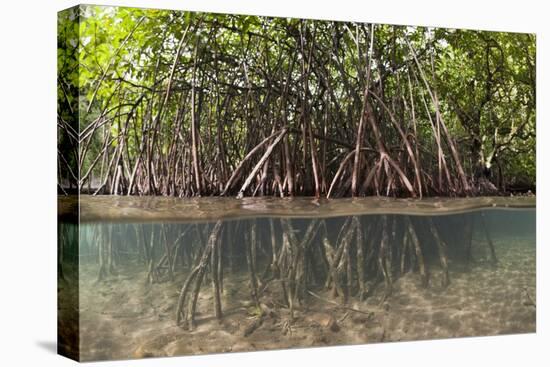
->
[0, 0, 547, 366]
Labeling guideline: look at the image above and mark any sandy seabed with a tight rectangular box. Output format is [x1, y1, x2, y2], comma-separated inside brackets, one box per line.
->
[62, 235, 535, 362]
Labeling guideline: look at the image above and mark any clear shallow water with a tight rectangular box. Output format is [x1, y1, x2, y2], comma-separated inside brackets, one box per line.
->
[58, 202, 536, 361]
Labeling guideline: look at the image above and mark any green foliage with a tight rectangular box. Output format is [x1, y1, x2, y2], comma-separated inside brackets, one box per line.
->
[58, 5, 536, 195]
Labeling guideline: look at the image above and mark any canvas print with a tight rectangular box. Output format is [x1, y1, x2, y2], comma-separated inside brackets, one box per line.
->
[57, 4, 536, 362]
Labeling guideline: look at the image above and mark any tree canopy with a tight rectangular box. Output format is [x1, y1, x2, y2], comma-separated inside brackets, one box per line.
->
[57, 5, 536, 198]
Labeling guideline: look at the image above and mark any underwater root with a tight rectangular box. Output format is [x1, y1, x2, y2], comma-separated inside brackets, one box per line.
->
[72, 213, 488, 329]
[175, 221, 223, 330]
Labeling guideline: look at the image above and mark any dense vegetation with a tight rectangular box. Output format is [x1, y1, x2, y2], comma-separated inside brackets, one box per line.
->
[57, 5, 535, 198]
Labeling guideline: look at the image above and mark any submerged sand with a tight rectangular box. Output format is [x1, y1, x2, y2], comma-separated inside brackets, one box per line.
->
[68, 234, 535, 362]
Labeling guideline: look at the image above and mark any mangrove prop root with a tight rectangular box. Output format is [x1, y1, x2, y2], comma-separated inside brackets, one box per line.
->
[333, 218, 357, 301]
[146, 227, 158, 283]
[378, 216, 392, 299]
[428, 218, 450, 288]
[307, 290, 374, 316]
[175, 221, 223, 328]
[269, 219, 280, 277]
[245, 222, 261, 309]
[187, 258, 207, 330]
[281, 219, 322, 316]
[97, 224, 114, 282]
[243, 315, 265, 337]
[405, 217, 429, 287]
[212, 233, 223, 320]
[323, 235, 342, 299]
[161, 225, 175, 281]
[479, 212, 498, 265]
[217, 231, 224, 295]
[354, 217, 367, 301]
[278, 231, 291, 307]
[344, 242, 352, 303]
[400, 229, 409, 275]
